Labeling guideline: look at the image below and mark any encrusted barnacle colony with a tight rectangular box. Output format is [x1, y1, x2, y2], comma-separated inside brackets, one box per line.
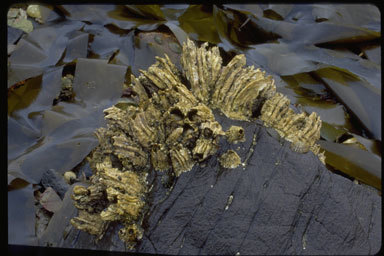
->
[71, 38, 324, 247]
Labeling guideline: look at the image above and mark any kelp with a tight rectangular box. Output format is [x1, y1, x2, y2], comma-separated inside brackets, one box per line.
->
[84, 23, 127, 60]
[62, 31, 89, 63]
[61, 5, 164, 31]
[130, 31, 182, 76]
[245, 42, 380, 90]
[319, 140, 381, 190]
[8, 20, 83, 87]
[310, 4, 380, 29]
[314, 68, 381, 140]
[7, 4, 381, 250]
[280, 73, 353, 129]
[8, 184, 37, 245]
[178, 5, 221, 45]
[249, 13, 379, 45]
[8, 59, 127, 185]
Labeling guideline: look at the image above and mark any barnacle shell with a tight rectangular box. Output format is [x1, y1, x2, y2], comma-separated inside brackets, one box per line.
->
[226, 126, 246, 144]
[70, 209, 108, 238]
[260, 93, 321, 155]
[71, 38, 324, 247]
[151, 144, 170, 171]
[181, 40, 276, 121]
[170, 144, 195, 176]
[219, 150, 241, 169]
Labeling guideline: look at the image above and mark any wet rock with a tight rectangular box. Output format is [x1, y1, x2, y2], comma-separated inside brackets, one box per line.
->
[137, 114, 381, 255]
[40, 169, 69, 199]
[39, 187, 63, 213]
[47, 112, 381, 254]
[8, 26, 24, 44]
[35, 203, 51, 239]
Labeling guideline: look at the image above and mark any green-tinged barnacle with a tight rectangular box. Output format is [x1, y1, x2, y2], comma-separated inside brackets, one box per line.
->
[118, 223, 143, 248]
[193, 138, 218, 161]
[260, 93, 322, 155]
[101, 188, 144, 221]
[181, 40, 222, 103]
[219, 150, 241, 169]
[187, 104, 216, 123]
[70, 210, 109, 239]
[226, 126, 245, 144]
[212, 54, 247, 105]
[170, 144, 195, 176]
[130, 74, 149, 107]
[200, 121, 225, 137]
[95, 159, 145, 195]
[112, 134, 148, 168]
[151, 144, 170, 171]
[71, 37, 325, 247]
[131, 111, 157, 147]
[166, 127, 184, 146]
[71, 183, 107, 213]
[182, 39, 276, 121]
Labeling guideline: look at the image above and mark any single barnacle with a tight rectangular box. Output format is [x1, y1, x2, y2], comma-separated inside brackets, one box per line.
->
[112, 134, 148, 168]
[151, 143, 170, 171]
[226, 126, 246, 144]
[219, 150, 241, 169]
[193, 137, 218, 161]
[170, 144, 195, 176]
[166, 127, 184, 146]
[118, 223, 143, 248]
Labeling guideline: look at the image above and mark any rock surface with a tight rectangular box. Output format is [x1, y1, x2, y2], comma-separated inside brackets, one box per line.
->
[137, 113, 381, 255]
[37, 112, 381, 254]
[41, 169, 69, 199]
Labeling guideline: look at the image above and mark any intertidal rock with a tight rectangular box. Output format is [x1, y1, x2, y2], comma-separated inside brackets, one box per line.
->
[70, 38, 324, 247]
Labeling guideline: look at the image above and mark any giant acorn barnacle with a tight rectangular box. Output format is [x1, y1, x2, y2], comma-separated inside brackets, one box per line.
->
[70, 38, 324, 247]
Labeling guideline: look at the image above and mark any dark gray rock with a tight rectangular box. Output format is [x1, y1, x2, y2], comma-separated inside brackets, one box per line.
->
[137, 113, 381, 255]
[41, 169, 69, 199]
[37, 113, 381, 255]
[8, 26, 24, 45]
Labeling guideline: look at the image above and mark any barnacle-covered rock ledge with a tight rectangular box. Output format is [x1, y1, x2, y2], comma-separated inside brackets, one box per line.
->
[70, 39, 325, 247]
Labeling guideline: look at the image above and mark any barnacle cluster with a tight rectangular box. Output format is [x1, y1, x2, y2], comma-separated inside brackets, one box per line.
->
[70, 38, 324, 246]
[260, 93, 324, 161]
